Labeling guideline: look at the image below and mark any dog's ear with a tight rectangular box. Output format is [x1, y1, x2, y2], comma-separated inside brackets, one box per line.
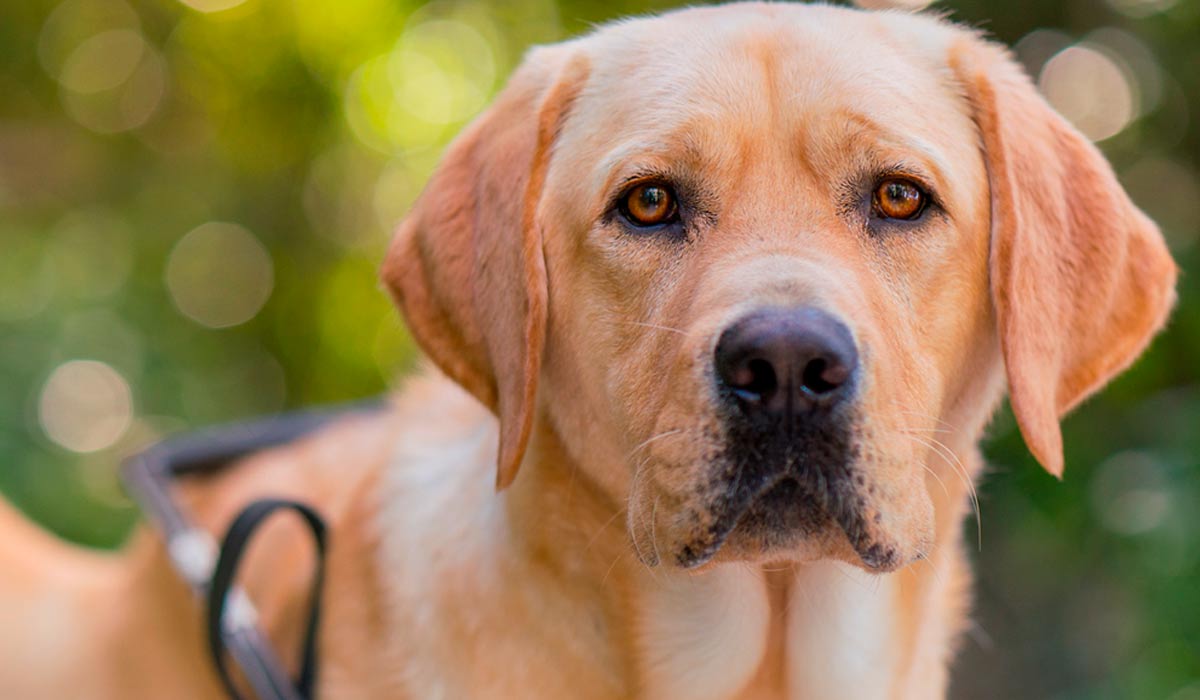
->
[382, 48, 589, 490]
[952, 39, 1177, 477]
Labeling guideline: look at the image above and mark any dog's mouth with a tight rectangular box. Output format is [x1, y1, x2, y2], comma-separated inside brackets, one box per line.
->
[674, 463, 903, 572]
[675, 475, 825, 568]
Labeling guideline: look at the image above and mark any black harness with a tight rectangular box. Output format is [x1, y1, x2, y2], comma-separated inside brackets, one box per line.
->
[122, 402, 384, 700]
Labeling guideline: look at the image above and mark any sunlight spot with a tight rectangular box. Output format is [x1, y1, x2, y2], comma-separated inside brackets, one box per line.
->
[1105, 0, 1178, 18]
[1091, 451, 1171, 536]
[62, 46, 166, 134]
[39, 360, 133, 453]
[343, 17, 497, 153]
[165, 222, 274, 328]
[1012, 29, 1072, 76]
[1038, 44, 1135, 141]
[176, 0, 249, 13]
[391, 20, 495, 125]
[38, 0, 140, 81]
[58, 29, 143, 94]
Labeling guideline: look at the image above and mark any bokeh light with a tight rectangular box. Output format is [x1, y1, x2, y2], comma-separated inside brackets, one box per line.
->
[38, 1, 166, 134]
[176, 0, 250, 13]
[56, 309, 146, 381]
[302, 144, 385, 249]
[38, 360, 134, 453]
[1013, 28, 1072, 75]
[60, 38, 167, 134]
[165, 222, 274, 328]
[391, 20, 496, 125]
[1089, 28, 1163, 117]
[1106, 0, 1179, 18]
[1038, 43, 1136, 141]
[38, 0, 141, 81]
[344, 14, 500, 153]
[58, 29, 145, 94]
[1090, 451, 1172, 535]
[372, 158, 420, 234]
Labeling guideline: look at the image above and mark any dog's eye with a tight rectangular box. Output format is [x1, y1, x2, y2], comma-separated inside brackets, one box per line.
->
[873, 178, 927, 221]
[620, 183, 679, 227]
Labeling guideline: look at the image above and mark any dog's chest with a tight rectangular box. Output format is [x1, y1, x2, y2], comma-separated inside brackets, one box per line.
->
[635, 562, 897, 700]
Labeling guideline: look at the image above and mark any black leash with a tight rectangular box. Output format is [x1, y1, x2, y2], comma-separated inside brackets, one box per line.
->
[207, 499, 327, 700]
[122, 400, 385, 700]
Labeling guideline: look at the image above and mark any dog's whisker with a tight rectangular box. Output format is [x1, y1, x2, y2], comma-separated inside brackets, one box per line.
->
[896, 426, 954, 435]
[906, 433, 982, 551]
[920, 461, 951, 499]
[600, 549, 627, 588]
[924, 435, 982, 551]
[893, 429, 952, 500]
[621, 320, 689, 336]
[627, 458, 655, 569]
[584, 508, 626, 553]
[914, 544, 946, 589]
[626, 428, 686, 461]
[650, 495, 662, 568]
[889, 405, 958, 433]
[628, 458, 666, 582]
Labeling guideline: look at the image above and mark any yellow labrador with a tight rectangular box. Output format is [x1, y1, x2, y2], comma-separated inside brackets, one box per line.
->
[0, 3, 1177, 699]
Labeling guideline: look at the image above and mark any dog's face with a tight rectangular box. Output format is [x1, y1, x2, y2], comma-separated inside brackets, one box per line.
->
[384, 4, 1176, 572]
[536, 8, 994, 571]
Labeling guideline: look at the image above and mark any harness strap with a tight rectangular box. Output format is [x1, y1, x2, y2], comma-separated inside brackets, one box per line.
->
[207, 499, 327, 700]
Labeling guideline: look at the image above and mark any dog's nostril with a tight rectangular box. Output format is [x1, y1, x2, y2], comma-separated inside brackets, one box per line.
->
[732, 357, 778, 402]
[801, 358, 833, 395]
[801, 357, 848, 395]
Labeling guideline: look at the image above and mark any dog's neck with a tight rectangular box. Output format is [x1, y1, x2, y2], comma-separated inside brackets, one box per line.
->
[374, 374, 991, 699]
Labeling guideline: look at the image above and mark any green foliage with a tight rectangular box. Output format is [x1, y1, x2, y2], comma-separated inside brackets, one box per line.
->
[0, 0, 1196, 696]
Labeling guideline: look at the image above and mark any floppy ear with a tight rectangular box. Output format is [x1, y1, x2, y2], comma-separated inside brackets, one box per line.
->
[381, 48, 589, 490]
[951, 39, 1178, 477]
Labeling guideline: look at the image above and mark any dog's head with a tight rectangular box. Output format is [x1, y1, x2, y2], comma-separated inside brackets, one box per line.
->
[383, 4, 1176, 572]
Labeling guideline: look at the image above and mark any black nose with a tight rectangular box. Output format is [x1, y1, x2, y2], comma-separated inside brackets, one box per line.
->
[715, 307, 858, 416]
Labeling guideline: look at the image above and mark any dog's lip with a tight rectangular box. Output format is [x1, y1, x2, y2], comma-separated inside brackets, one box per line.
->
[675, 473, 787, 569]
[676, 471, 821, 569]
[675, 466, 899, 571]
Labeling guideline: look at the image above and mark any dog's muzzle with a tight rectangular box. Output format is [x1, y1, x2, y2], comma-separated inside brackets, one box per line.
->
[676, 306, 869, 568]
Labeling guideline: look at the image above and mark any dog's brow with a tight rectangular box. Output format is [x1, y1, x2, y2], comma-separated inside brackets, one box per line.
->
[838, 111, 954, 192]
[596, 135, 709, 192]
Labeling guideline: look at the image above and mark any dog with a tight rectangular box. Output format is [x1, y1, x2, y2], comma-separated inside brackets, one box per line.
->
[0, 3, 1177, 698]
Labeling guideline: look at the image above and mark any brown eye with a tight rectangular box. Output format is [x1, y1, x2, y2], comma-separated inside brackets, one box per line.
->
[873, 178, 927, 220]
[621, 183, 678, 227]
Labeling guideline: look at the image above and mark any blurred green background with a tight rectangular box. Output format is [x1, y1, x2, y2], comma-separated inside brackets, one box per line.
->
[0, 0, 1196, 696]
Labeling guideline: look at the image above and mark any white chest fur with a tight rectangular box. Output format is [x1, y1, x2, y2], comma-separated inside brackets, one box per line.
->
[636, 560, 897, 700]
[636, 565, 771, 700]
[786, 561, 897, 699]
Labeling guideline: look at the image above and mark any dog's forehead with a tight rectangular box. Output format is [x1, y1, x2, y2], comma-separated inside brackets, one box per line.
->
[556, 4, 976, 198]
[603, 8, 950, 110]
